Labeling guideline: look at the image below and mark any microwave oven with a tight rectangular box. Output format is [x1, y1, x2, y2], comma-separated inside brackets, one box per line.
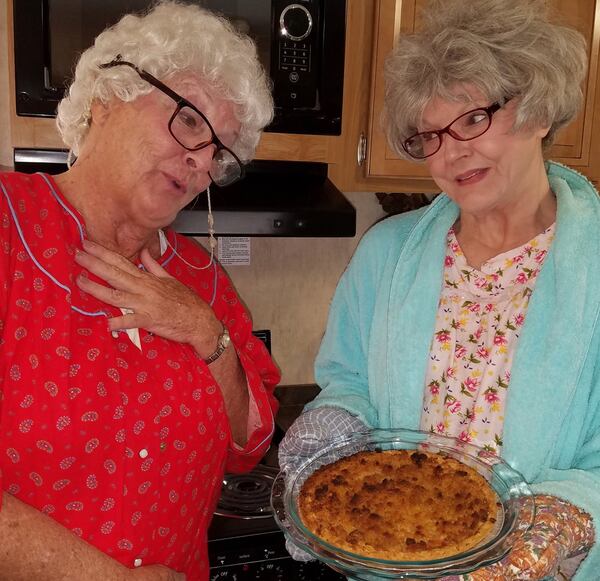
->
[13, 0, 346, 135]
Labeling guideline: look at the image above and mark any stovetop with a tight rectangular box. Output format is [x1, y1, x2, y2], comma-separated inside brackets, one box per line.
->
[208, 385, 346, 580]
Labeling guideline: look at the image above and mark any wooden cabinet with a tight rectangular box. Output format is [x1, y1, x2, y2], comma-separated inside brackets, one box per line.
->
[550, 0, 600, 168]
[7, 0, 600, 191]
[363, 0, 432, 187]
[330, 0, 600, 193]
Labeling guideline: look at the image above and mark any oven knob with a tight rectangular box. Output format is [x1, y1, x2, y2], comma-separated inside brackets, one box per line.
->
[279, 4, 313, 42]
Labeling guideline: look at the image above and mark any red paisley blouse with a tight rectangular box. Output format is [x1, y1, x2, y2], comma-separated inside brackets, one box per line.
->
[0, 172, 280, 580]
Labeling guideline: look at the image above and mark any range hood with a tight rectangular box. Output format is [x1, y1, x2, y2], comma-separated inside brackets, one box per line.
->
[174, 160, 355, 237]
[13, 150, 356, 237]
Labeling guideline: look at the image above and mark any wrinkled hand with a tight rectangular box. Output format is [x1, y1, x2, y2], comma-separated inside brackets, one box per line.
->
[74, 239, 221, 357]
[128, 564, 186, 581]
[440, 495, 594, 581]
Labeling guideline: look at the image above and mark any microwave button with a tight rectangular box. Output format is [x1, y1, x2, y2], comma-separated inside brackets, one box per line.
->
[279, 4, 313, 42]
[289, 72, 300, 83]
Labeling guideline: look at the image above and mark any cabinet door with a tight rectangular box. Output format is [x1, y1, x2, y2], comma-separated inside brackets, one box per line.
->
[367, 0, 430, 182]
[547, 0, 599, 168]
[367, 0, 600, 185]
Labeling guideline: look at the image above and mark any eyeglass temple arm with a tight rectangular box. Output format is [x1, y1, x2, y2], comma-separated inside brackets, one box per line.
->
[99, 56, 186, 106]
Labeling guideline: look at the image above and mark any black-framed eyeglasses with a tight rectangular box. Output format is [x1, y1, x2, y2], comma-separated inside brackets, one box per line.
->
[402, 100, 509, 160]
[99, 56, 244, 187]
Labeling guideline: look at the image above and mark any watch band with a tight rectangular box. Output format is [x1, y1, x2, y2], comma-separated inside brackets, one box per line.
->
[204, 326, 231, 364]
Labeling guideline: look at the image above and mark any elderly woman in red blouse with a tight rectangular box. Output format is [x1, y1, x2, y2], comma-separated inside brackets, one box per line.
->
[0, 2, 279, 580]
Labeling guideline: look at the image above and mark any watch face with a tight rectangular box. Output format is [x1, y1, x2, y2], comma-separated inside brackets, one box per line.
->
[221, 329, 231, 348]
[204, 328, 231, 364]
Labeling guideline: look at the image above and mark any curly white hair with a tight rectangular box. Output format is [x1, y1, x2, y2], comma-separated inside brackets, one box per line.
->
[56, 0, 274, 163]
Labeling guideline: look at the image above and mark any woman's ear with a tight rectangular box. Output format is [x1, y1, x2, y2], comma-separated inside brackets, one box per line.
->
[89, 99, 111, 126]
[536, 123, 552, 139]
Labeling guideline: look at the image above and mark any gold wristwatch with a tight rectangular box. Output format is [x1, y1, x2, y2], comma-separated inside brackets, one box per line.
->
[204, 326, 231, 364]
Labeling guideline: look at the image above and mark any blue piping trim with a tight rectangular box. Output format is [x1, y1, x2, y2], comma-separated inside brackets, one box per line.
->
[160, 232, 177, 268]
[4, 173, 218, 317]
[0, 175, 108, 318]
[39, 173, 86, 242]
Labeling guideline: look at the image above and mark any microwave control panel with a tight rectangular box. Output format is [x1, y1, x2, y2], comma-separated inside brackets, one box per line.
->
[272, 1, 320, 109]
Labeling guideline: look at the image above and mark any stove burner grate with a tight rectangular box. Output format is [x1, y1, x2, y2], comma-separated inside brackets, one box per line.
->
[215, 464, 278, 519]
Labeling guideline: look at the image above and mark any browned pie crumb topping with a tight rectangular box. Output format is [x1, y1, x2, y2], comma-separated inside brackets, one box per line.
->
[298, 449, 500, 561]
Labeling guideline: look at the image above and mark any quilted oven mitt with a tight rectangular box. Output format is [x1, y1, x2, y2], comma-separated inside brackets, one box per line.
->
[278, 406, 369, 562]
[441, 494, 595, 580]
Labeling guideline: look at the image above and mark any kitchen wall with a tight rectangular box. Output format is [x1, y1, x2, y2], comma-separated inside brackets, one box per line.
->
[0, 0, 387, 384]
[215, 195, 386, 385]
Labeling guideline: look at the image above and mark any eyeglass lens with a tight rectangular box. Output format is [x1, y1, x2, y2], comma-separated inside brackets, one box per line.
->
[405, 108, 493, 159]
[170, 106, 242, 187]
[170, 106, 213, 149]
[210, 149, 244, 187]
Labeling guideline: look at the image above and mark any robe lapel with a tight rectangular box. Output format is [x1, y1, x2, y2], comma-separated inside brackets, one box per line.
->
[384, 197, 459, 428]
[502, 168, 600, 480]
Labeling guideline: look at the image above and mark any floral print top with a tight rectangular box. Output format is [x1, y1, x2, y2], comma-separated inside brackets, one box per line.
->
[420, 224, 555, 455]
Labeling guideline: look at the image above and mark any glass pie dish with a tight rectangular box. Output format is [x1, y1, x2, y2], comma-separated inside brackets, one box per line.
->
[271, 428, 534, 580]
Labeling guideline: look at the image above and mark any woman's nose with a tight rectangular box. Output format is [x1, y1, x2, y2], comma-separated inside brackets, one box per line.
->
[184, 144, 216, 171]
[441, 133, 471, 162]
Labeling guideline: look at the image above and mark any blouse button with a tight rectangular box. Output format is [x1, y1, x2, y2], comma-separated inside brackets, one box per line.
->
[160, 442, 168, 452]
[134, 558, 143, 567]
[138, 448, 149, 459]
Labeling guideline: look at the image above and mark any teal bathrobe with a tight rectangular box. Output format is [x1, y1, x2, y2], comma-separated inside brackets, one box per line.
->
[307, 161, 600, 578]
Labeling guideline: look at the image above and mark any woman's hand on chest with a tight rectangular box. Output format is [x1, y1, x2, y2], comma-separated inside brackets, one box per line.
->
[74, 239, 222, 357]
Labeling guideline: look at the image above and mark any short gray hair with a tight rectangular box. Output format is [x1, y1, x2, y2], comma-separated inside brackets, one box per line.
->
[384, 0, 588, 159]
[56, 0, 274, 162]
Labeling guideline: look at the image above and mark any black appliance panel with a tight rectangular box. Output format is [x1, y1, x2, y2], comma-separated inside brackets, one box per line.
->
[13, 0, 345, 135]
[208, 384, 346, 580]
[208, 531, 345, 580]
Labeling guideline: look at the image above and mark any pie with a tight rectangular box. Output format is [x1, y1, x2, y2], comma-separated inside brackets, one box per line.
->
[298, 449, 500, 561]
